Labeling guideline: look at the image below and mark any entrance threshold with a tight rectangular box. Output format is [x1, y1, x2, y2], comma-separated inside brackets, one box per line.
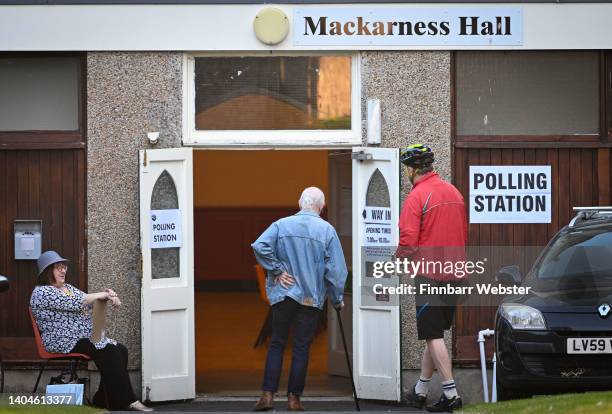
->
[195, 396, 355, 402]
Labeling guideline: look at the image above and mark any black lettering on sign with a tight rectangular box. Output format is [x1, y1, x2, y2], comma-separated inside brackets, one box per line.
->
[475, 195, 484, 212]
[152, 223, 176, 231]
[459, 16, 479, 36]
[371, 209, 383, 220]
[537, 173, 547, 189]
[304, 16, 327, 35]
[153, 234, 177, 243]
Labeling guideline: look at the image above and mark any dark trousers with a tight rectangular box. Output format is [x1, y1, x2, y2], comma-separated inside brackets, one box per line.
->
[71, 338, 136, 410]
[262, 297, 321, 396]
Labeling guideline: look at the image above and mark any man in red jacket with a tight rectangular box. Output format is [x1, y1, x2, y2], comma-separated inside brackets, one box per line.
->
[398, 144, 467, 413]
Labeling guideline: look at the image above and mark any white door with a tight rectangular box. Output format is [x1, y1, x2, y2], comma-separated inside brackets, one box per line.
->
[327, 152, 353, 376]
[139, 148, 195, 402]
[352, 147, 401, 401]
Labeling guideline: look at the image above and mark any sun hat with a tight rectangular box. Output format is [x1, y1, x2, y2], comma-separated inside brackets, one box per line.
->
[37, 250, 69, 276]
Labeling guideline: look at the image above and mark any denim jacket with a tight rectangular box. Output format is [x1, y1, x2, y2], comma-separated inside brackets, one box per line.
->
[251, 210, 348, 309]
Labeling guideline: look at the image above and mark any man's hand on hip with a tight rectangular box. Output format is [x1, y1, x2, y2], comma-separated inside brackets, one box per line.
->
[334, 300, 344, 311]
[275, 272, 296, 289]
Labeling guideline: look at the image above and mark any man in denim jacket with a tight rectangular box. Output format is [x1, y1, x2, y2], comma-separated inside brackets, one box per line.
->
[252, 187, 348, 411]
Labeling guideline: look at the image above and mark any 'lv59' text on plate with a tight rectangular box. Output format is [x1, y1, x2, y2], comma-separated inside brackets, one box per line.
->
[567, 337, 612, 354]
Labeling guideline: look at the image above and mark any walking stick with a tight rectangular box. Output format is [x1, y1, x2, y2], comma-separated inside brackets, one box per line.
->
[335, 306, 360, 411]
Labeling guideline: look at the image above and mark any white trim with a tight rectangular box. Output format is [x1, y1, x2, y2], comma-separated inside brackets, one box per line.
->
[182, 53, 191, 147]
[2, 4, 612, 51]
[182, 52, 362, 147]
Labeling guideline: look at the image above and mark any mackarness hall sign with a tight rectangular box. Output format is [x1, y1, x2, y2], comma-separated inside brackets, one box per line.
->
[294, 8, 523, 46]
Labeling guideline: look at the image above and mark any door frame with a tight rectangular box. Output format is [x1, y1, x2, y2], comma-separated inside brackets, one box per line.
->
[187, 146, 402, 399]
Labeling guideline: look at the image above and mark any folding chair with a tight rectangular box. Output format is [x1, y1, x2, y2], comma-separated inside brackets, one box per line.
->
[28, 308, 91, 393]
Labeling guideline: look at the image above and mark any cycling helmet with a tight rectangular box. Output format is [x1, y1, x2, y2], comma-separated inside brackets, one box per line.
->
[400, 144, 434, 168]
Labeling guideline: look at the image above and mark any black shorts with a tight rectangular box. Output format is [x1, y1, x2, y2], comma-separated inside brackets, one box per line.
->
[415, 276, 458, 340]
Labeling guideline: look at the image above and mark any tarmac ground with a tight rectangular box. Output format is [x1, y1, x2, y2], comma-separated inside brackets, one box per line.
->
[111, 396, 424, 413]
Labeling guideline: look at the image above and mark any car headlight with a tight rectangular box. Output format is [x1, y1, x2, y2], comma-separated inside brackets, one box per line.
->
[500, 303, 547, 330]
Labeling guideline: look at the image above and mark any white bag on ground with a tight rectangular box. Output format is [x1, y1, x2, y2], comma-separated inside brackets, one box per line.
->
[46, 383, 84, 405]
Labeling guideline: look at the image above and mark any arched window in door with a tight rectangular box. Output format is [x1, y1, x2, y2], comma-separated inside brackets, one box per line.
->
[150, 170, 180, 279]
[366, 168, 390, 208]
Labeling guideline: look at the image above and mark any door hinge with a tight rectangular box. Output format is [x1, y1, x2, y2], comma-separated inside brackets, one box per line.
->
[143, 149, 148, 167]
[351, 150, 373, 162]
[145, 386, 151, 402]
[140, 254, 144, 277]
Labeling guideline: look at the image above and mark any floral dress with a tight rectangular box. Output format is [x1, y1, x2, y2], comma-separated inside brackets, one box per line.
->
[30, 284, 116, 354]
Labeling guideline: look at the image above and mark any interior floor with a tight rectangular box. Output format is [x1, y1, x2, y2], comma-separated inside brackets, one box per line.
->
[195, 291, 352, 396]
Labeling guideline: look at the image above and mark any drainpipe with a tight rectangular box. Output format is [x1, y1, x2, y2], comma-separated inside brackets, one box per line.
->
[477, 329, 495, 403]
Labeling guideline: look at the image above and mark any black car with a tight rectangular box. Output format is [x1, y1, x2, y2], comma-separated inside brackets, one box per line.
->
[495, 208, 612, 400]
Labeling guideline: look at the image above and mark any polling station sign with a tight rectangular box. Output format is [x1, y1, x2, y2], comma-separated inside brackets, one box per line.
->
[150, 209, 182, 248]
[469, 166, 551, 224]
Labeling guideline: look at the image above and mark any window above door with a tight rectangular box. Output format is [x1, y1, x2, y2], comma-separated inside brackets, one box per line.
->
[0, 54, 86, 149]
[183, 53, 361, 146]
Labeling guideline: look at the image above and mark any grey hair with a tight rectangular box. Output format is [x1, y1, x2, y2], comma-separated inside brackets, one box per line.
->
[299, 187, 325, 212]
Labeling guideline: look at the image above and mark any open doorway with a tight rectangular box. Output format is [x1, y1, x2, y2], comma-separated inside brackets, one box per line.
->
[193, 149, 353, 396]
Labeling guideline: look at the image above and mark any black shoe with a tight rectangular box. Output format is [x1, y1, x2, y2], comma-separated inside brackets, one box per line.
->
[425, 394, 462, 413]
[406, 386, 427, 409]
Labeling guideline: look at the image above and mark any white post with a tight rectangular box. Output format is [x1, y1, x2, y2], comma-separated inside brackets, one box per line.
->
[477, 329, 495, 403]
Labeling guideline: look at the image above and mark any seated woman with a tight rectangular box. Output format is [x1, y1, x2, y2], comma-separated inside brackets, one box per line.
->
[30, 250, 152, 412]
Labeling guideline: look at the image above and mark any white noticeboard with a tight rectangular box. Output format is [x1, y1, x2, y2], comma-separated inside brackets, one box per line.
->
[150, 209, 182, 248]
[469, 166, 552, 224]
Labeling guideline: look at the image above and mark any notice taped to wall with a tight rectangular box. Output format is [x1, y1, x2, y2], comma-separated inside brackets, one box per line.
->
[469, 166, 551, 224]
[150, 209, 182, 248]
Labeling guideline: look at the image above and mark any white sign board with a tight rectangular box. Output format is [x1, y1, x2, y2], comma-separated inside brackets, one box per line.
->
[469, 166, 551, 224]
[294, 8, 522, 46]
[363, 206, 393, 246]
[150, 209, 182, 248]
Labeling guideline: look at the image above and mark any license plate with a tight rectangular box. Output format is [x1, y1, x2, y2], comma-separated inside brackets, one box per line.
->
[567, 337, 612, 354]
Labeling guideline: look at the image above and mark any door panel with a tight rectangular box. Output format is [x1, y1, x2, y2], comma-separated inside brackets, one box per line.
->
[352, 147, 400, 401]
[140, 148, 195, 401]
[0, 149, 86, 361]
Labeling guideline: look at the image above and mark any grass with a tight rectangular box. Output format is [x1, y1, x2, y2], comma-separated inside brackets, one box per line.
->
[462, 391, 612, 414]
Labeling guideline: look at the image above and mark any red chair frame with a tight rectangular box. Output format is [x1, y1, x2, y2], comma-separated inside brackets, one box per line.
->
[28, 308, 91, 393]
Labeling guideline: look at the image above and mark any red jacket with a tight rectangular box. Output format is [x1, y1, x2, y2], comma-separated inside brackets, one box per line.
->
[398, 172, 468, 281]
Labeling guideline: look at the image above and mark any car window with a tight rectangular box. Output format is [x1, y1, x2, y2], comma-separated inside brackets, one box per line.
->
[537, 229, 612, 280]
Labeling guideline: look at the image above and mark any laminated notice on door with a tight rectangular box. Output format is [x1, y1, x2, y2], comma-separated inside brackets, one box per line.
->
[91, 300, 107, 343]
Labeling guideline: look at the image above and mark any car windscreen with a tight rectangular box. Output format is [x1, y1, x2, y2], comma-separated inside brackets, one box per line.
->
[537, 228, 612, 283]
